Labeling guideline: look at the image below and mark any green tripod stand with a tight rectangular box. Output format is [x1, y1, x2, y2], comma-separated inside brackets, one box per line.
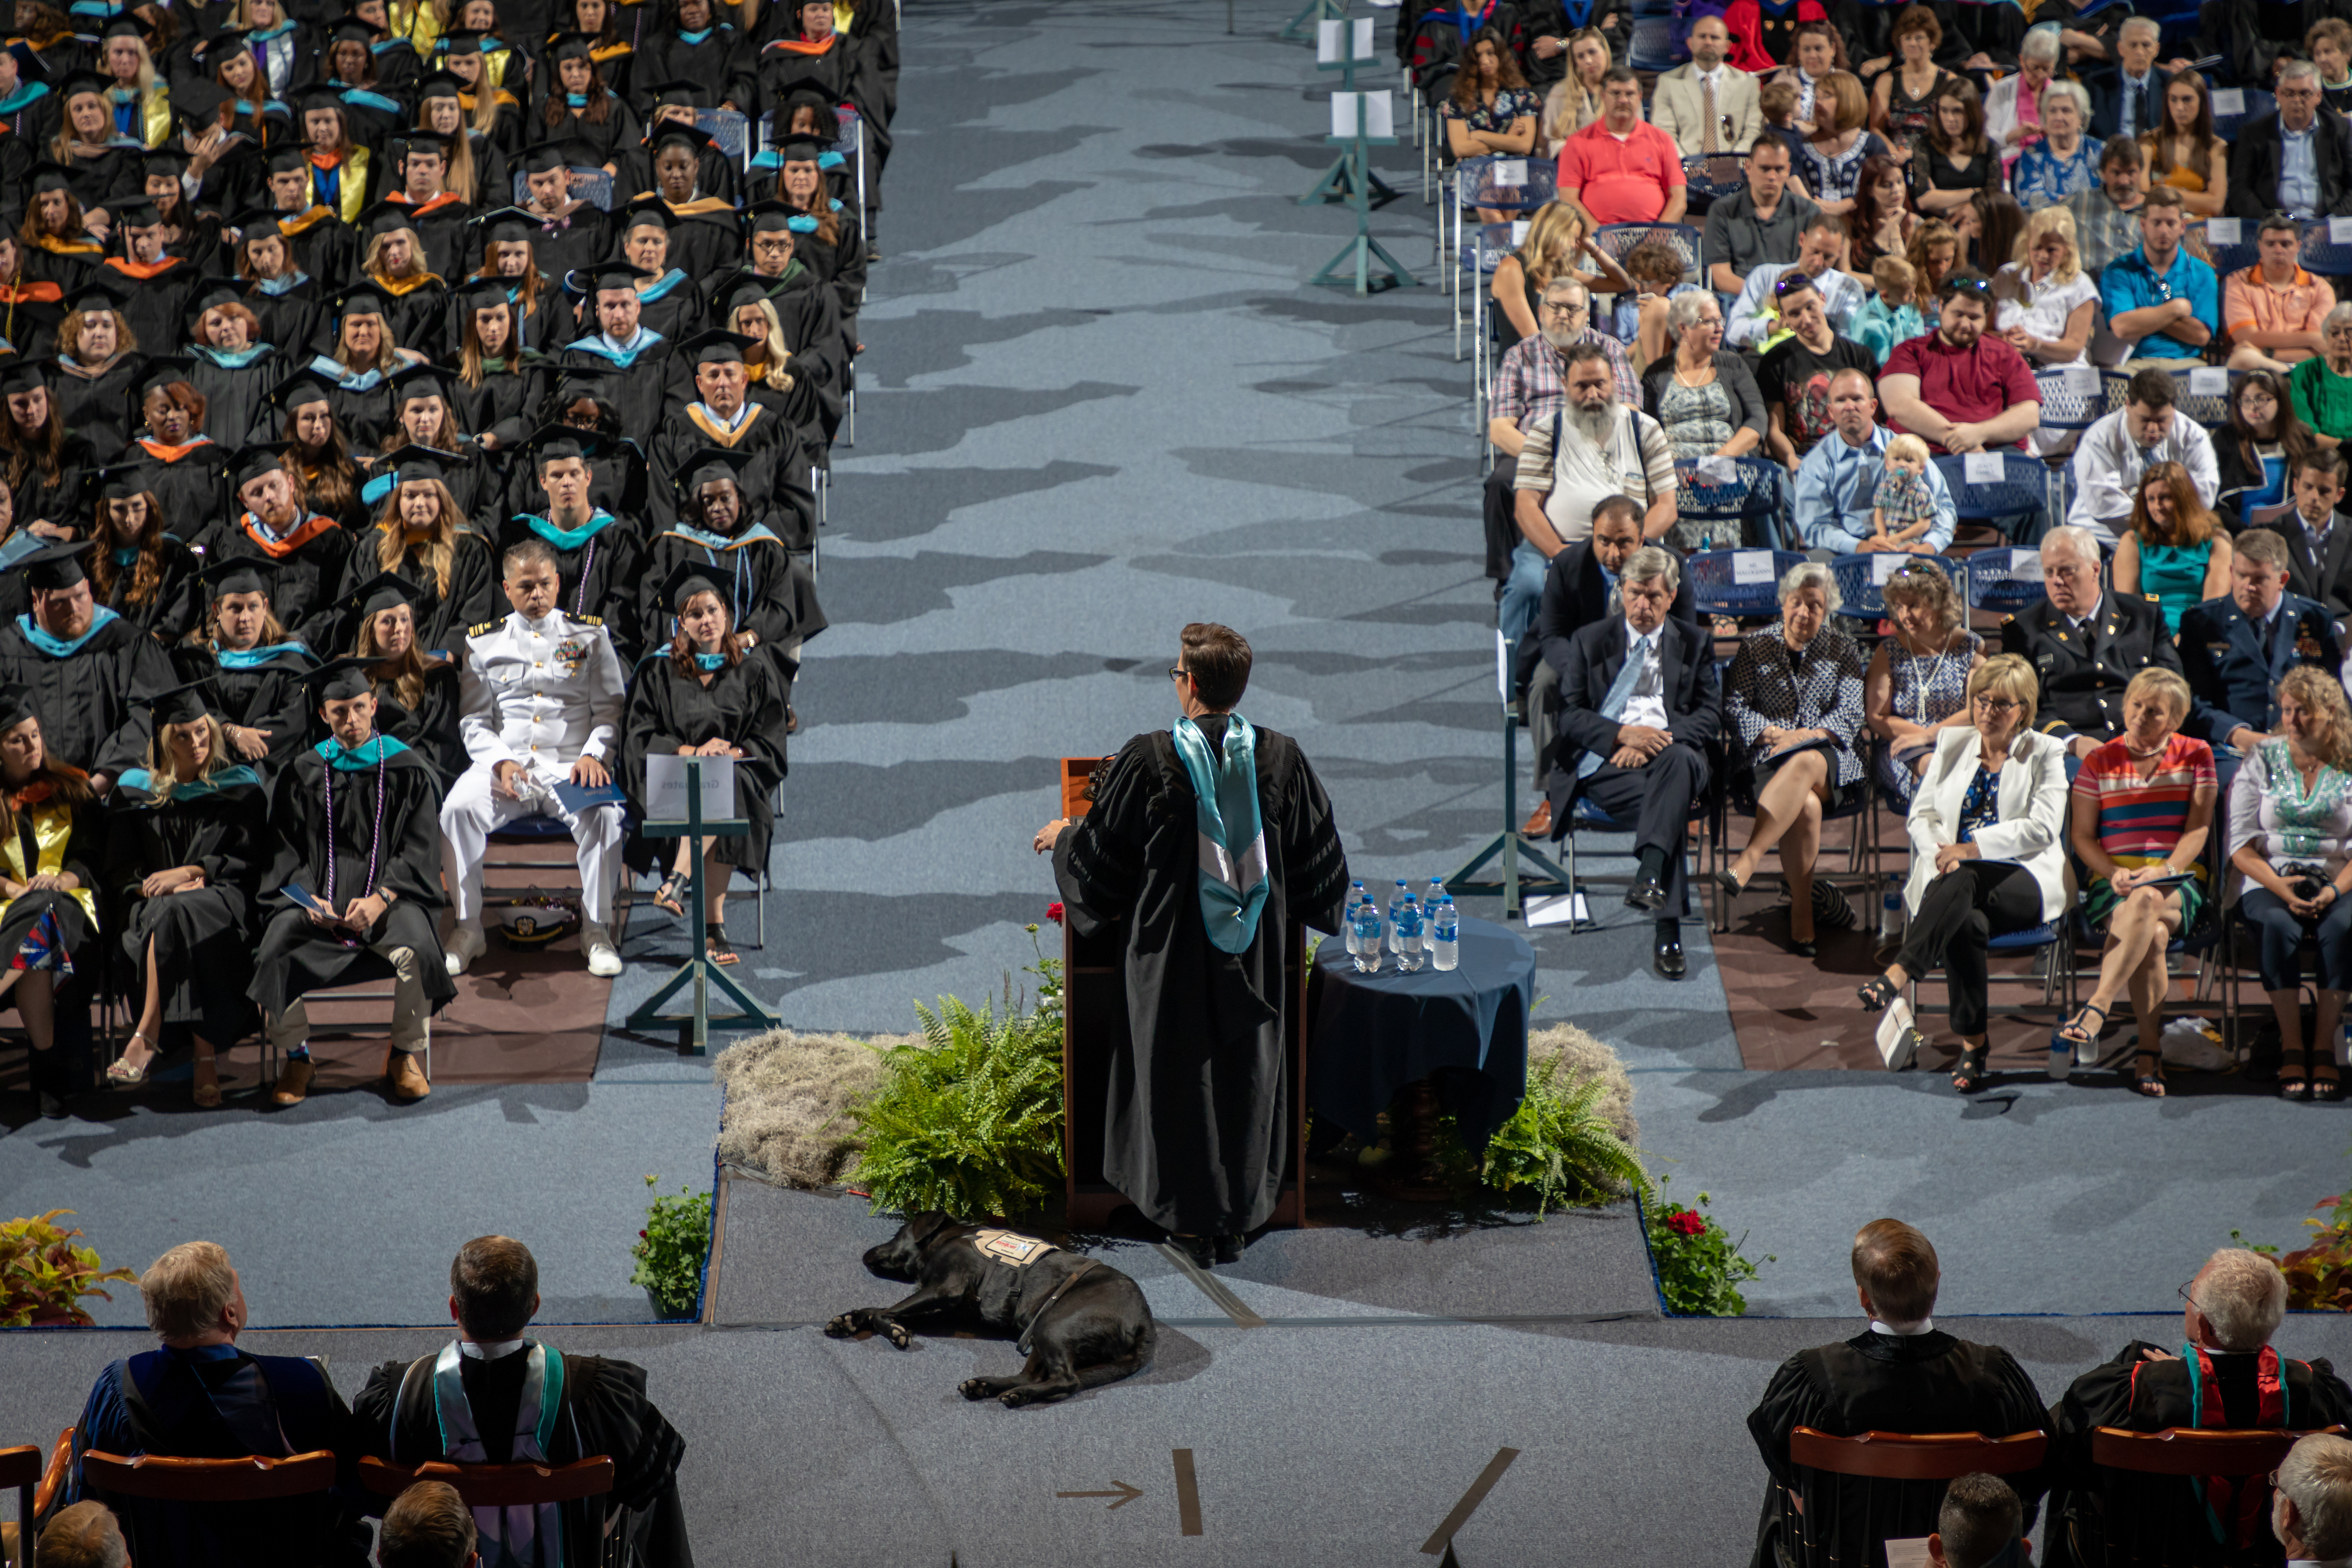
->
[625, 757, 780, 1055]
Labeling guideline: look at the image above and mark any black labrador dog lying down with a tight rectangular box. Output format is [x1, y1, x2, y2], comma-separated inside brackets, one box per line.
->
[826, 1211, 1157, 1407]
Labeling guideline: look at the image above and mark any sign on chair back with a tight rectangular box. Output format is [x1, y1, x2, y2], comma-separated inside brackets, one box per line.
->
[1785, 1427, 2047, 1568]
[2086, 1424, 2346, 1567]
[82, 1448, 341, 1566]
[1, 1441, 39, 1568]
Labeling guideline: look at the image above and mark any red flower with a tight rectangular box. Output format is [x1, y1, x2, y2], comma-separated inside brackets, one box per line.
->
[1667, 1209, 1707, 1238]
[639, 1230, 649, 1239]
[1045, 902, 1065, 925]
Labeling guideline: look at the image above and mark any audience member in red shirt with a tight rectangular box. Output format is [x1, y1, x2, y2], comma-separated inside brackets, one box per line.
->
[1877, 274, 2044, 455]
[1556, 68, 1688, 227]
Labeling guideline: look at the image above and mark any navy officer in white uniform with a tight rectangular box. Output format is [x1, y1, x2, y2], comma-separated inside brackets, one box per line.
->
[441, 536, 629, 978]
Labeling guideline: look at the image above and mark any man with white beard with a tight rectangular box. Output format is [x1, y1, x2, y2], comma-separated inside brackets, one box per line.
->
[1502, 343, 1678, 649]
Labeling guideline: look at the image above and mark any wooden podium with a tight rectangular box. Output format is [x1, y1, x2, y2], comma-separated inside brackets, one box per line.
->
[1058, 756, 1310, 1231]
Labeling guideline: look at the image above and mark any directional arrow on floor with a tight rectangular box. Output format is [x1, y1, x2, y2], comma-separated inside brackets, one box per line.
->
[1055, 1481, 1143, 1510]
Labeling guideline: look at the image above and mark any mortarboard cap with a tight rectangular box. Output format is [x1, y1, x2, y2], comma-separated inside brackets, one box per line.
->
[0, 684, 38, 733]
[171, 80, 234, 130]
[137, 355, 199, 400]
[567, 260, 652, 293]
[108, 199, 163, 230]
[387, 360, 453, 403]
[771, 135, 824, 163]
[649, 80, 705, 109]
[547, 30, 595, 61]
[326, 282, 390, 319]
[438, 27, 495, 55]
[59, 279, 130, 318]
[195, 552, 282, 599]
[620, 197, 675, 231]
[679, 328, 756, 366]
[86, 460, 156, 502]
[340, 570, 424, 622]
[266, 370, 337, 413]
[12, 538, 95, 593]
[0, 357, 48, 397]
[658, 559, 726, 616]
[646, 119, 713, 157]
[299, 655, 374, 702]
[142, 679, 216, 729]
[357, 200, 421, 241]
[744, 200, 800, 236]
[227, 442, 292, 490]
[675, 443, 751, 493]
[378, 442, 456, 485]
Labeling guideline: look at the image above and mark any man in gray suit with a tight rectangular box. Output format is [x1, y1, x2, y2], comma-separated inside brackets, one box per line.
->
[1650, 14, 1760, 159]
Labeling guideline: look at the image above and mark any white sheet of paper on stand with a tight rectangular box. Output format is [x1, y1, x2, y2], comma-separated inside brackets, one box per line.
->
[1510, 218, 1530, 245]
[1317, 18, 1342, 60]
[1698, 455, 1736, 485]
[1525, 892, 1587, 928]
[1364, 90, 1394, 138]
[2212, 87, 2244, 115]
[2190, 366, 2229, 397]
[1330, 91, 1358, 137]
[1872, 553, 1906, 583]
[2206, 217, 2241, 245]
[2333, 216, 2352, 247]
[1963, 452, 2003, 485]
[1352, 16, 1376, 57]
[1494, 629, 1511, 704]
[1493, 157, 1527, 185]
[2060, 366, 2099, 393]
[645, 753, 735, 824]
[1732, 550, 1773, 583]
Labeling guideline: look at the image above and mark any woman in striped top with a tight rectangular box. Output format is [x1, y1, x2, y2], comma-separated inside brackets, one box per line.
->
[2060, 667, 2217, 1098]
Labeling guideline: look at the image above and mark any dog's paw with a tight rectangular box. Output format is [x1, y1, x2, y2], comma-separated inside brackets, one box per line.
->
[822, 1314, 856, 1338]
[997, 1388, 1032, 1408]
[885, 1322, 912, 1349]
[957, 1378, 999, 1401]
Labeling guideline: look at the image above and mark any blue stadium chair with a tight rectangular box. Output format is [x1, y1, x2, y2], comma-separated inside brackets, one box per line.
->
[512, 167, 615, 211]
[1828, 552, 1965, 626]
[2209, 87, 2273, 142]
[694, 108, 750, 167]
[1675, 455, 1788, 549]
[1592, 221, 1703, 281]
[2301, 218, 2352, 280]
[1688, 547, 1807, 617]
[1932, 450, 2052, 542]
[2200, 227, 2260, 283]
[1626, 13, 1688, 72]
[2033, 365, 2104, 438]
[1469, 221, 1522, 427]
[1962, 546, 2050, 616]
[2100, 363, 2237, 427]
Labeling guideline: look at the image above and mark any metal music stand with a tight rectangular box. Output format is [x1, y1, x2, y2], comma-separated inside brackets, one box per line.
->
[624, 757, 779, 1054]
[1302, 18, 1397, 206]
[1310, 90, 1419, 293]
[1446, 631, 1568, 918]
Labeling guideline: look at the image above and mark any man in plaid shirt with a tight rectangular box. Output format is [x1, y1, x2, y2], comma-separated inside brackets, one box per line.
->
[1481, 277, 1640, 595]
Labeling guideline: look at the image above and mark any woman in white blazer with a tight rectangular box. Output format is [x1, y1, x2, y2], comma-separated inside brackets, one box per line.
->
[1856, 654, 2072, 1092]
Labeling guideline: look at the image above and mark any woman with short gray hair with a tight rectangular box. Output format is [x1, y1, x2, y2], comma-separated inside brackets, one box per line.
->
[1716, 561, 1869, 954]
[1639, 289, 1767, 547]
[2290, 302, 2352, 444]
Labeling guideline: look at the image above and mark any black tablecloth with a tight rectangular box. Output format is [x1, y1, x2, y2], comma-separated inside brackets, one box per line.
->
[1305, 914, 1536, 1151]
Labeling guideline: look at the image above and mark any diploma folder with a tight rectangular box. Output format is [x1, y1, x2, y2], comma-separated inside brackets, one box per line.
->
[551, 779, 628, 814]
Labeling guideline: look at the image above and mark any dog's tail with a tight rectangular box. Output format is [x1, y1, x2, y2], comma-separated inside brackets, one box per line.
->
[1072, 1316, 1156, 1391]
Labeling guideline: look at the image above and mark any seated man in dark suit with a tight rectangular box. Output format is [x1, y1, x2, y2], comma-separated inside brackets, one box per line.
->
[351, 1236, 693, 1568]
[1543, 540, 1717, 981]
[2225, 61, 2352, 224]
[1522, 493, 1699, 836]
[2179, 529, 2345, 774]
[2000, 524, 2183, 762]
[2046, 1248, 2352, 1565]
[1747, 1220, 2052, 1568]
[2270, 450, 2352, 634]
[58, 1241, 368, 1564]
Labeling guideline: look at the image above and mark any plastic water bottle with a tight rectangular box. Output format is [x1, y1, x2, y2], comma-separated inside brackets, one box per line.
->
[1387, 879, 1410, 944]
[1351, 899, 1383, 972]
[1424, 875, 1447, 911]
[1394, 897, 1426, 973]
[1880, 892, 1905, 944]
[1432, 897, 1460, 971]
[1344, 881, 1366, 955]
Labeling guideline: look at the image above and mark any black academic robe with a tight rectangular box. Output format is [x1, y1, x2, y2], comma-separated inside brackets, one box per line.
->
[511, 207, 611, 292]
[333, 531, 497, 659]
[105, 766, 266, 1045]
[134, 438, 235, 537]
[8, 431, 93, 529]
[2043, 1339, 2352, 1568]
[1052, 720, 1349, 1236]
[646, 403, 812, 537]
[496, 441, 650, 543]
[350, 1342, 692, 1568]
[247, 740, 453, 1019]
[554, 338, 687, 440]
[630, 271, 709, 346]
[0, 612, 173, 780]
[170, 644, 316, 782]
[354, 667, 467, 783]
[101, 260, 198, 364]
[1744, 1329, 2054, 1568]
[192, 513, 357, 656]
[619, 651, 788, 872]
[454, 357, 555, 453]
[49, 354, 143, 460]
[235, 290, 327, 381]
[273, 209, 358, 288]
[366, 276, 453, 363]
[638, 526, 826, 666]
[634, 28, 747, 112]
[747, 262, 847, 440]
[90, 537, 202, 646]
[492, 513, 645, 657]
[385, 203, 474, 294]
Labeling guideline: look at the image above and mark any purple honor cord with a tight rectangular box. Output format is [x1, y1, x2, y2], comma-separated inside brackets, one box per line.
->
[321, 744, 388, 920]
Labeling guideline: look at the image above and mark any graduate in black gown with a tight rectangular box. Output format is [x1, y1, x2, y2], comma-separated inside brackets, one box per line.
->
[638, 445, 824, 688]
[100, 680, 266, 1107]
[621, 562, 788, 965]
[196, 442, 358, 655]
[350, 1235, 693, 1568]
[335, 444, 496, 659]
[247, 657, 452, 1107]
[131, 359, 235, 533]
[1038, 622, 1349, 1261]
[493, 433, 645, 655]
[0, 355, 95, 529]
[340, 571, 466, 781]
[1744, 1219, 2053, 1568]
[172, 555, 317, 783]
[0, 538, 173, 787]
[2042, 1247, 2352, 1568]
[82, 461, 200, 644]
[48, 278, 144, 457]
[0, 680, 103, 1118]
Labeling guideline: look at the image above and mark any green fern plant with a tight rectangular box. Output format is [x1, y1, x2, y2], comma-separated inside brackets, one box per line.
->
[849, 975, 1067, 1221]
[1433, 1055, 1648, 1217]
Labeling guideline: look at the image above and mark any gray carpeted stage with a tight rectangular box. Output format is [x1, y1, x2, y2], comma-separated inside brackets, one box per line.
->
[10, 1, 2352, 1563]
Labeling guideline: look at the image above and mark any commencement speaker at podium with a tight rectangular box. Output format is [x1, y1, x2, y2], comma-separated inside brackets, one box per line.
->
[1033, 623, 1351, 1267]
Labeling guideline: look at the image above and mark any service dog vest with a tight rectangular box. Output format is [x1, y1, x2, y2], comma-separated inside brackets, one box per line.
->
[972, 1229, 1056, 1267]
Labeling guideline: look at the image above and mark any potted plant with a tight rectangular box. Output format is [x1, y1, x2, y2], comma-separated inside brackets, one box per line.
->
[629, 1176, 710, 1322]
[2, 1210, 136, 1328]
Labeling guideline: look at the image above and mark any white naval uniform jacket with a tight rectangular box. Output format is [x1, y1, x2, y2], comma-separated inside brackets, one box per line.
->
[456, 609, 627, 777]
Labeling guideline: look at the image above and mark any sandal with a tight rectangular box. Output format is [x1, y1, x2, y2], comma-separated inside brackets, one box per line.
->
[1857, 975, 1900, 1014]
[2316, 1062, 2345, 1103]
[2281, 1045, 2314, 1101]
[191, 1048, 220, 1109]
[2135, 1050, 2168, 1099]
[706, 925, 741, 966]
[1951, 1045, 1991, 1094]
[105, 1030, 156, 1085]
[651, 873, 687, 918]
[2051, 1003, 2107, 1080]
[1812, 881, 1857, 931]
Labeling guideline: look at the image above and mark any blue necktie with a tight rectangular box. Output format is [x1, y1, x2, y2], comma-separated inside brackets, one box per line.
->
[1580, 634, 1654, 778]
